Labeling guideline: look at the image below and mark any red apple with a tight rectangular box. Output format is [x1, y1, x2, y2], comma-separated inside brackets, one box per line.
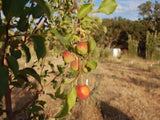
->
[76, 85, 90, 100]
[76, 41, 88, 55]
[71, 60, 78, 71]
[63, 51, 72, 63]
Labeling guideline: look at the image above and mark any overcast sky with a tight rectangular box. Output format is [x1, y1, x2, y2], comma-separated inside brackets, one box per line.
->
[94, 0, 160, 20]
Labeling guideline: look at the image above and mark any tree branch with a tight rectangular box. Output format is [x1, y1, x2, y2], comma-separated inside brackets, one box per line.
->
[32, 15, 45, 34]
[74, 0, 79, 10]
[43, 73, 61, 89]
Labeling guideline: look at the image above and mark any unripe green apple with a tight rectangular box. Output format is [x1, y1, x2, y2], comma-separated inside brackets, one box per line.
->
[71, 60, 78, 71]
[76, 85, 90, 100]
[63, 51, 72, 63]
[76, 41, 88, 55]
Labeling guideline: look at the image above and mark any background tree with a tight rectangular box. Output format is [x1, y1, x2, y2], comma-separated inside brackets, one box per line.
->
[138, 0, 160, 32]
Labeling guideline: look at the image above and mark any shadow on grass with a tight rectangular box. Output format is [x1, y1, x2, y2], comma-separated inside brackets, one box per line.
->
[100, 101, 133, 120]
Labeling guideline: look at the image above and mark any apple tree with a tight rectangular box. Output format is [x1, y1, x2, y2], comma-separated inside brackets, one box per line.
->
[0, 0, 117, 119]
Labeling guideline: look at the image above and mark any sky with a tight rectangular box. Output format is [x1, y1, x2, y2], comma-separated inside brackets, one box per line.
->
[93, 0, 160, 21]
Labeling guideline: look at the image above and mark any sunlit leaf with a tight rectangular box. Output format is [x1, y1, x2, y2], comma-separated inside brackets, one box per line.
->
[103, 26, 107, 33]
[0, 66, 9, 100]
[86, 60, 97, 70]
[41, 70, 48, 77]
[98, 0, 117, 15]
[56, 87, 76, 118]
[78, 3, 93, 19]
[88, 37, 96, 52]
[67, 87, 76, 111]
[63, 78, 75, 84]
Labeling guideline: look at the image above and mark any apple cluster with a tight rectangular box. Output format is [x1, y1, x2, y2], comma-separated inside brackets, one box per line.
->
[62, 41, 89, 71]
[62, 40, 93, 100]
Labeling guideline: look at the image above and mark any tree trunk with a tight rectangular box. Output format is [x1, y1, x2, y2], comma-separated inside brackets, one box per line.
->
[5, 86, 14, 120]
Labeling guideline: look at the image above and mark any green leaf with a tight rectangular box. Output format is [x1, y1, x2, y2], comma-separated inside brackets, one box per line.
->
[33, 0, 51, 18]
[78, 3, 93, 19]
[51, 29, 70, 46]
[32, 4, 44, 18]
[10, 48, 22, 59]
[6, 56, 19, 76]
[30, 35, 46, 60]
[63, 78, 75, 85]
[67, 87, 76, 111]
[52, 81, 58, 89]
[57, 65, 65, 74]
[103, 26, 107, 33]
[17, 16, 29, 32]
[0, 66, 9, 100]
[55, 100, 69, 118]
[36, 100, 46, 108]
[41, 70, 48, 77]
[48, 61, 54, 73]
[56, 87, 76, 118]
[70, 69, 78, 76]
[88, 37, 96, 52]
[2, 0, 28, 19]
[47, 93, 56, 100]
[22, 45, 31, 63]
[29, 105, 43, 113]
[66, 34, 73, 43]
[18, 68, 41, 84]
[98, 0, 117, 15]
[86, 60, 97, 70]
[55, 85, 65, 99]
[82, 66, 89, 73]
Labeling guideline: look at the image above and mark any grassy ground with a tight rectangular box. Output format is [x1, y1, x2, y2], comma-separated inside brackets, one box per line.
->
[65, 56, 160, 120]
[1, 55, 160, 120]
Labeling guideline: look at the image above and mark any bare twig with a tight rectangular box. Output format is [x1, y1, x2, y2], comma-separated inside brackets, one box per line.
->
[32, 15, 45, 34]
[43, 73, 61, 89]
[74, 0, 79, 10]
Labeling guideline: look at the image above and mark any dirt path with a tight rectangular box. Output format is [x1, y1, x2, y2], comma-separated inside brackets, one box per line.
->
[87, 61, 160, 120]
